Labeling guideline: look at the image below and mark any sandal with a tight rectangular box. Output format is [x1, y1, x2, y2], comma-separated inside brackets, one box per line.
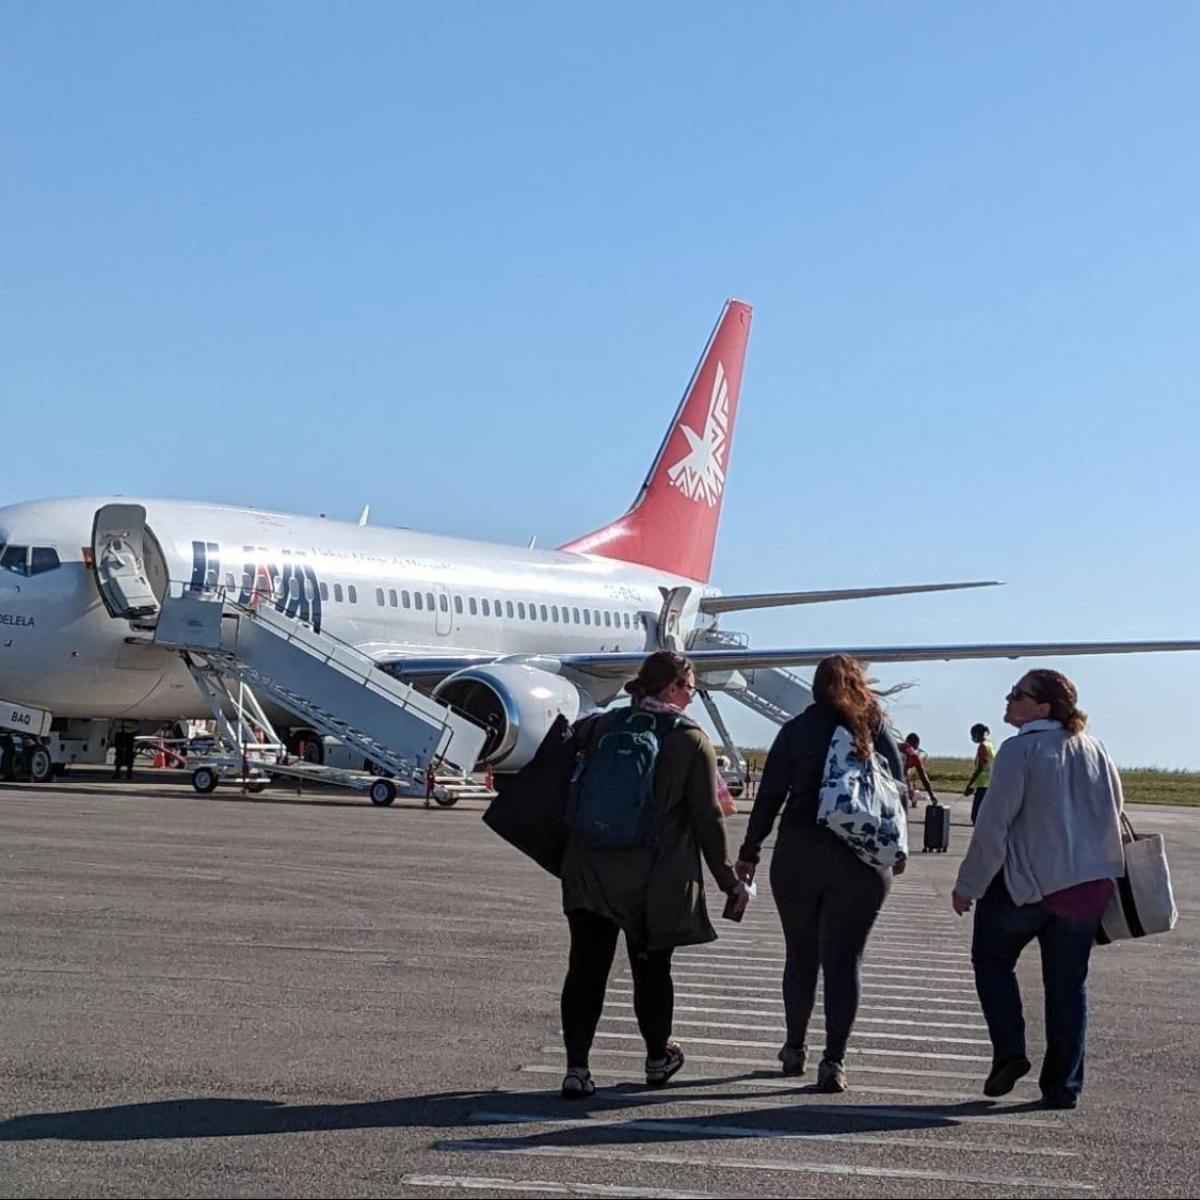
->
[645, 1041, 685, 1088]
[560, 1068, 595, 1099]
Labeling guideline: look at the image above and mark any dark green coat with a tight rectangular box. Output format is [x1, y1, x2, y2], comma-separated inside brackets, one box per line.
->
[560, 710, 738, 951]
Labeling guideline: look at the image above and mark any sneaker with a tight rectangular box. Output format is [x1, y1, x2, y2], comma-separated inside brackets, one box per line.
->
[983, 1055, 1031, 1098]
[816, 1059, 847, 1093]
[645, 1042, 685, 1088]
[778, 1045, 808, 1076]
[560, 1068, 595, 1099]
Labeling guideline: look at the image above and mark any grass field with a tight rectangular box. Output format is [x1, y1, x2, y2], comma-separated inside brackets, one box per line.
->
[738, 749, 1200, 807]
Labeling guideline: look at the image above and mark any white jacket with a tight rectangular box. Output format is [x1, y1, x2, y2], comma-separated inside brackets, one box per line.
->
[955, 720, 1124, 905]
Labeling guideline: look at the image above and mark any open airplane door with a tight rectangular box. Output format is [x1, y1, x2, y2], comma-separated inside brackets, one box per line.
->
[657, 585, 692, 652]
[91, 504, 161, 621]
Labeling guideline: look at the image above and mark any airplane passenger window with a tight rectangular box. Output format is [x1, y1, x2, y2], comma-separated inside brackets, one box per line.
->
[402, 590, 411, 608]
[518, 602, 526, 619]
[506, 601, 514, 618]
[414, 591, 424, 610]
[603, 612, 611, 627]
[540, 605, 548, 621]
[334, 583, 344, 602]
[528, 603, 537, 621]
[496, 598, 503, 615]
[348, 586, 358, 604]
[551, 606, 559, 622]
[574, 608, 581, 623]
[30, 547, 61, 576]
[454, 595, 463, 614]
[469, 597, 477, 615]
[389, 589, 398, 607]
[623, 613, 630, 628]
[1, 545, 29, 576]
[583, 610, 591, 625]
[428, 592, 437, 611]
[375, 588, 385, 606]
[319, 582, 329, 601]
[593, 610, 601, 626]
[481, 599, 490, 616]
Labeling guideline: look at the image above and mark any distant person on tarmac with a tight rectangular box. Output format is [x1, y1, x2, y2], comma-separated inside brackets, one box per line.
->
[735, 654, 905, 1095]
[557, 651, 739, 1100]
[112, 720, 138, 781]
[964, 723, 996, 824]
[952, 669, 1124, 1110]
[901, 733, 937, 808]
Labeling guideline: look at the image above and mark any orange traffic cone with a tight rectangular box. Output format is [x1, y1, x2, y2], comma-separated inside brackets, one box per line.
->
[153, 747, 166, 769]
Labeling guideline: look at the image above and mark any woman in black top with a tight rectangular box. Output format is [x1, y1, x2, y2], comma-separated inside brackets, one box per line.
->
[736, 654, 904, 1093]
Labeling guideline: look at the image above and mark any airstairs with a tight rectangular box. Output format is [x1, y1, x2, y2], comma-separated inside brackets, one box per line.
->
[152, 586, 487, 800]
[693, 628, 814, 727]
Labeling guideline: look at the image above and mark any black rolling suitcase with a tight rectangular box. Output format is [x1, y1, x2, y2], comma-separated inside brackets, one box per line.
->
[922, 802, 951, 853]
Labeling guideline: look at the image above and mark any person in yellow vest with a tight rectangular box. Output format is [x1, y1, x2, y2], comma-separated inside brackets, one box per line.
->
[964, 723, 996, 824]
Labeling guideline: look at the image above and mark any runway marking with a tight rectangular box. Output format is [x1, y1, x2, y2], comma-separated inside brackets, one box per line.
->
[669, 967, 978, 995]
[401, 1172, 716, 1198]
[516, 1063, 1046, 1111]
[468, 1111, 1078, 1158]
[433, 1141, 1094, 1192]
[602, 1014, 992, 1046]
[606, 995, 986, 1030]
[535, 1044, 1005, 1086]
[590, 1029, 992, 1062]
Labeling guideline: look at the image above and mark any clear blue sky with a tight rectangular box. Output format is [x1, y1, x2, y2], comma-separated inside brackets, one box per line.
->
[3, 3, 1198, 767]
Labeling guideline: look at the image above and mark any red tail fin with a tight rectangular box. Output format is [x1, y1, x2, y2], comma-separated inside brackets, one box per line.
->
[559, 299, 752, 583]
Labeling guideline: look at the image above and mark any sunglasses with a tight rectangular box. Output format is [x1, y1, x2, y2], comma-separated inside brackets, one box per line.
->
[1006, 686, 1038, 703]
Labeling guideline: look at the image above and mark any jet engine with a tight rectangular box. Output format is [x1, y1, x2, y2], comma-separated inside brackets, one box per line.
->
[433, 662, 584, 770]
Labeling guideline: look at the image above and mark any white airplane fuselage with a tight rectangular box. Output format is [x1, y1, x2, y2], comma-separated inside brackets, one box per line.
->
[0, 496, 709, 720]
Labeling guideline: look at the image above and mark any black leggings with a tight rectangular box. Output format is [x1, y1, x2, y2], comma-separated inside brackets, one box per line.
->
[770, 825, 891, 1064]
[561, 909, 674, 1069]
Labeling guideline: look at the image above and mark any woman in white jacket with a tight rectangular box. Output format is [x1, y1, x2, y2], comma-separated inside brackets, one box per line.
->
[952, 669, 1124, 1110]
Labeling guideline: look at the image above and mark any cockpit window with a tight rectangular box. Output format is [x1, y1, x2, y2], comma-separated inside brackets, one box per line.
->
[30, 547, 60, 575]
[1, 545, 29, 576]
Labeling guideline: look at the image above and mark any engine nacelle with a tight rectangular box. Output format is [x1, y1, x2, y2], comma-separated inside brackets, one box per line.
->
[433, 662, 584, 770]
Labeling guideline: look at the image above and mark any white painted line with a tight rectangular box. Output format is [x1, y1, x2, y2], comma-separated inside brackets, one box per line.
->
[468, 1111, 1077, 1159]
[602, 1014, 992, 1046]
[604, 996, 986, 1030]
[649, 980, 980, 1010]
[676, 954, 975, 981]
[667, 968, 978, 995]
[515, 1064, 1047, 1112]
[433, 1141, 1093, 1192]
[527, 1051, 1036, 1094]
[589, 1030, 992, 1062]
[402, 1172, 715, 1198]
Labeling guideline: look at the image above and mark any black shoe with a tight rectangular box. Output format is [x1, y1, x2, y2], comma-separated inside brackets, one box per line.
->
[816, 1059, 847, 1093]
[983, 1055, 1031, 1097]
[1040, 1091, 1079, 1110]
[778, 1045, 808, 1077]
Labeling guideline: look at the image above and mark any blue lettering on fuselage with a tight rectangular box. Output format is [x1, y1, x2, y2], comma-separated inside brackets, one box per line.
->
[0, 613, 34, 627]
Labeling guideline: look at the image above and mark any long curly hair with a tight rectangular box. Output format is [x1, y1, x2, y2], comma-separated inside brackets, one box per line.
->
[812, 653, 884, 760]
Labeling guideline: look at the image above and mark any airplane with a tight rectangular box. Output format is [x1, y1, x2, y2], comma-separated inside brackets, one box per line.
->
[2, 298, 1198, 784]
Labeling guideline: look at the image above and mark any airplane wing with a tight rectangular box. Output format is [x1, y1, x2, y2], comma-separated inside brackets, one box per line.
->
[556, 639, 1200, 679]
[358, 638, 1200, 687]
[700, 580, 1000, 614]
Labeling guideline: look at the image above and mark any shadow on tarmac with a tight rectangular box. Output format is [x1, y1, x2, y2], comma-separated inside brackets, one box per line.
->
[0, 1072, 1044, 1145]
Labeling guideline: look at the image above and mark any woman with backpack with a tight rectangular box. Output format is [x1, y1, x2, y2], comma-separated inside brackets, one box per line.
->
[735, 653, 905, 1093]
[558, 651, 740, 1099]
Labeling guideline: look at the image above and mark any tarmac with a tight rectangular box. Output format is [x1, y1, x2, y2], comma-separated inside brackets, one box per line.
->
[1, 766, 1197, 1198]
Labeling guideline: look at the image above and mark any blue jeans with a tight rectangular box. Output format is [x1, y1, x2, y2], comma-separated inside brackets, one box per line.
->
[971, 876, 1100, 1102]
